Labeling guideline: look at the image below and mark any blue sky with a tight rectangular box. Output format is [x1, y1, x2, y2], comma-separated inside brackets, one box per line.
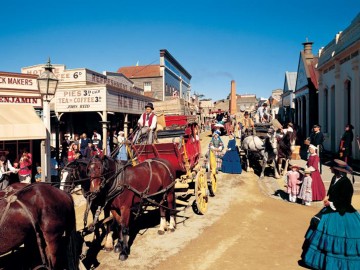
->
[1, 1, 358, 101]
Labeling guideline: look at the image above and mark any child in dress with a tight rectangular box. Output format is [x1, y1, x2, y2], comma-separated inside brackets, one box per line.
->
[285, 164, 301, 203]
[298, 166, 315, 206]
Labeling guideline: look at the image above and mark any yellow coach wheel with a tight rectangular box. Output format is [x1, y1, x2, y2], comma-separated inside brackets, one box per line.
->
[208, 150, 217, 196]
[194, 169, 208, 214]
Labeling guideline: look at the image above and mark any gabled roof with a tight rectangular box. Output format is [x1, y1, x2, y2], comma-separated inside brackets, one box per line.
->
[117, 65, 161, 79]
[307, 58, 319, 89]
[295, 51, 319, 91]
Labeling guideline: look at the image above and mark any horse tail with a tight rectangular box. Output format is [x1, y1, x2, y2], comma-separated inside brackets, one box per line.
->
[65, 196, 81, 270]
[66, 226, 82, 270]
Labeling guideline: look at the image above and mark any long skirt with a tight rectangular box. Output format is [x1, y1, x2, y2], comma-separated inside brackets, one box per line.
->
[221, 150, 242, 174]
[301, 208, 360, 269]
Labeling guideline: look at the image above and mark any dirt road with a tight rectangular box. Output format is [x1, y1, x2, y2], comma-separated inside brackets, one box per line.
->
[0, 132, 317, 270]
[76, 133, 316, 270]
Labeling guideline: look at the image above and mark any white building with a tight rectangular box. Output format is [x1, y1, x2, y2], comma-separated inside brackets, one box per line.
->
[317, 13, 360, 159]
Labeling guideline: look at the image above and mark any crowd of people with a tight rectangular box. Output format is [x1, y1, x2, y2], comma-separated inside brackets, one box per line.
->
[207, 113, 359, 269]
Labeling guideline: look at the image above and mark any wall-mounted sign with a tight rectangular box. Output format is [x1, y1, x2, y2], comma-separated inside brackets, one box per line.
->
[0, 75, 38, 91]
[55, 88, 106, 112]
[0, 96, 42, 106]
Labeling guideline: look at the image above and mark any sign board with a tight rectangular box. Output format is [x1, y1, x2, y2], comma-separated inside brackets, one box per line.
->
[22, 65, 142, 95]
[55, 88, 106, 112]
[0, 96, 42, 106]
[0, 75, 38, 91]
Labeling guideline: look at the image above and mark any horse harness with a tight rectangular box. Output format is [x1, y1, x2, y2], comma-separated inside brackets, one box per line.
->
[84, 159, 177, 230]
[0, 185, 50, 270]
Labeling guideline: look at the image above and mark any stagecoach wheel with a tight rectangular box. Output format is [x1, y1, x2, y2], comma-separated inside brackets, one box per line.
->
[208, 171, 217, 197]
[208, 150, 217, 196]
[194, 169, 208, 214]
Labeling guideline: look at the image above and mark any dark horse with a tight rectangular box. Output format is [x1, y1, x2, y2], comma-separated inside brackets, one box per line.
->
[0, 183, 79, 270]
[60, 159, 113, 255]
[87, 156, 177, 261]
[276, 130, 297, 176]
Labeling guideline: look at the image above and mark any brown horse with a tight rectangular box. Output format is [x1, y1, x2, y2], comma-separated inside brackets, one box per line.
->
[0, 182, 79, 270]
[87, 156, 176, 261]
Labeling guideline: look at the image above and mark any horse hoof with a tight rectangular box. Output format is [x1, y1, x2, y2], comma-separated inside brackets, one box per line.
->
[114, 244, 122, 253]
[119, 253, 128, 261]
[158, 229, 165, 235]
[104, 247, 113, 252]
[169, 228, 175, 233]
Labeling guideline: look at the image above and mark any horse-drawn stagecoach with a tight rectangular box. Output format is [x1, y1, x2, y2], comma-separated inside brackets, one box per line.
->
[57, 113, 217, 262]
[132, 114, 217, 214]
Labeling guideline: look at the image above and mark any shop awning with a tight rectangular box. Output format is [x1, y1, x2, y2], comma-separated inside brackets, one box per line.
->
[0, 105, 46, 141]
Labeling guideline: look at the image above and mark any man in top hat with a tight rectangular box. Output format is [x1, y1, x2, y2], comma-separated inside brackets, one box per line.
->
[133, 102, 157, 144]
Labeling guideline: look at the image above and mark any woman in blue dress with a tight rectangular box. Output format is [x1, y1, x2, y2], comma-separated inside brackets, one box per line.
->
[221, 133, 242, 174]
[300, 159, 360, 270]
[116, 131, 128, 165]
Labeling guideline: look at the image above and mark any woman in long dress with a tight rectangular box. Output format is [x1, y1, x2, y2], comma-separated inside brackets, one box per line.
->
[209, 132, 224, 171]
[300, 159, 360, 269]
[221, 133, 242, 174]
[307, 144, 325, 201]
[116, 131, 128, 165]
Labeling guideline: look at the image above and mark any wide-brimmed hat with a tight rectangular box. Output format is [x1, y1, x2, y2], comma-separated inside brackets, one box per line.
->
[326, 159, 353, 174]
[145, 102, 154, 110]
[313, 124, 321, 129]
[118, 131, 125, 135]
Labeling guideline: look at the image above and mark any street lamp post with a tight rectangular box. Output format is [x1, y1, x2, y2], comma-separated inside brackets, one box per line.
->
[37, 58, 58, 182]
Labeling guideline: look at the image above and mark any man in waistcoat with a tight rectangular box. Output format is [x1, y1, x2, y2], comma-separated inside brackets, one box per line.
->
[133, 102, 157, 144]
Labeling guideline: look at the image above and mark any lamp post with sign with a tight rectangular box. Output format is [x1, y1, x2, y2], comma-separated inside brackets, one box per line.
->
[37, 58, 58, 182]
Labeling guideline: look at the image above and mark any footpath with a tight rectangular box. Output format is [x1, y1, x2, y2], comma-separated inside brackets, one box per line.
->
[258, 157, 360, 210]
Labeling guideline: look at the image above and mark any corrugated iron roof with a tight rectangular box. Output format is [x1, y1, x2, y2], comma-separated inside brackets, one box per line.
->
[117, 65, 161, 78]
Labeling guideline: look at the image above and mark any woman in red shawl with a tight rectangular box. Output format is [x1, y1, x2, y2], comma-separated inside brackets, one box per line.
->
[307, 144, 325, 201]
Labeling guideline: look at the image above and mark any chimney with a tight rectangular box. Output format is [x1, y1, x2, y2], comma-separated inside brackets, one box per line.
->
[302, 40, 314, 56]
[229, 80, 237, 115]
